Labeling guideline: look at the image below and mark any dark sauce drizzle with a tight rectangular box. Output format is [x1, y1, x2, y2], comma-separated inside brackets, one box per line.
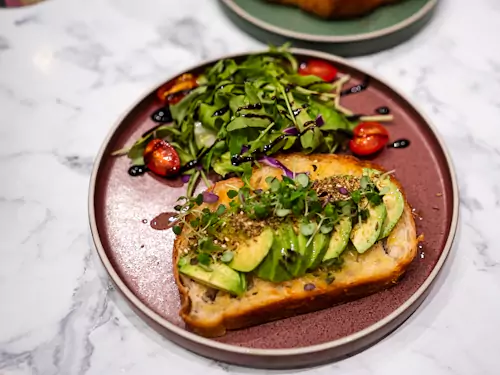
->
[212, 106, 229, 117]
[151, 106, 173, 123]
[238, 103, 262, 111]
[179, 139, 221, 173]
[304, 80, 324, 89]
[346, 106, 392, 122]
[376, 106, 390, 115]
[262, 135, 286, 153]
[231, 124, 320, 166]
[388, 139, 410, 149]
[150, 212, 177, 230]
[341, 76, 370, 96]
[346, 114, 362, 121]
[128, 165, 148, 176]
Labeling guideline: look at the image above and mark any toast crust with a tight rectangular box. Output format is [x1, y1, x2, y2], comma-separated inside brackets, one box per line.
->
[174, 153, 417, 337]
[266, 0, 401, 19]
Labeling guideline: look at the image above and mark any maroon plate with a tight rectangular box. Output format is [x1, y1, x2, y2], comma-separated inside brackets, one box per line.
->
[89, 48, 458, 369]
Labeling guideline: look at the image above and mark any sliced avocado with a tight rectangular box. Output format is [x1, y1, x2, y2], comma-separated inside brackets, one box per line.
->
[307, 232, 330, 271]
[289, 232, 311, 277]
[255, 233, 293, 283]
[283, 225, 300, 254]
[254, 250, 273, 281]
[376, 175, 405, 239]
[281, 226, 302, 277]
[179, 262, 244, 296]
[323, 217, 352, 262]
[239, 272, 247, 292]
[229, 228, 274, 272]
[350, 199, 387, 254]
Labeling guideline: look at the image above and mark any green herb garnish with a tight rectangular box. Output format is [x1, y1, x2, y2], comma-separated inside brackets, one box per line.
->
[172, 169, 387, 267]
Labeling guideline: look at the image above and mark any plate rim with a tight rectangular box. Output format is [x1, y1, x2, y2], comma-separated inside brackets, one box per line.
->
[88, 47, 459, 357]
[220, 0, 438, 43]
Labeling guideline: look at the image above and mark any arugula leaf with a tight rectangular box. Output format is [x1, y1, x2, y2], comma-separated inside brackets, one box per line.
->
[198, 103, 230, 131]
[300, 127, 324, 153]
[226, 116, 271, 131]
[126, 134, 152, 165]
[308, 100, 352, 131]
[170, 86, 208, 124]
[212, 152, 244, 177]
[244, 81, 260, 104]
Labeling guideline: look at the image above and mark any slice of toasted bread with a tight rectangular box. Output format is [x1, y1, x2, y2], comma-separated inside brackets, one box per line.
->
[266, 0, 401, 19]
[174, 153, 417, 337]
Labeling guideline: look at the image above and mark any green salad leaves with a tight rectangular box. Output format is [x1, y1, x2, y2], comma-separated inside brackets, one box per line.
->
[115, 45, 378, 196]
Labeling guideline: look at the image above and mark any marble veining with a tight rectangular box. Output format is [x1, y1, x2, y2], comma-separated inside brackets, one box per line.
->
[0, 0, 499, 374]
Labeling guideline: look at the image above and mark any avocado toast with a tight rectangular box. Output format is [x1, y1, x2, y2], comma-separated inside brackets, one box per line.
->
[173, 153, 417, 337]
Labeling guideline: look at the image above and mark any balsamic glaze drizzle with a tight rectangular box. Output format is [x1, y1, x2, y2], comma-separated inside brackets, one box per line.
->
[304, 80, 324, 89]
[212, 106, 229, 117]
[128, 165, 148, 176]
[388, 139, 410, 149]
[262, 135, 286, 153]
[346, 114, 362, 121]
[341, 76, 370, 96]
[178, 139, 222, 173]
[151, 106, 173, 123]
[238, 103, 262, 111]
[346, 106, 391, 122]
[231, 155, 255, 166]
[376, 106, 390, 115]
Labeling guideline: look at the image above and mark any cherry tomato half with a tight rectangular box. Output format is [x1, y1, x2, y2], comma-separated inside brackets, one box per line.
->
[349, 122, 389, 156]
[143, 139, 181, 177]
[298, 59, 338, 82]
[157, 73, 198, 105]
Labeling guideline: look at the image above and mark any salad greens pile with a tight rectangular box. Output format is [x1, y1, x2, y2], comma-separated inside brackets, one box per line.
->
[115, 45, 364, 196]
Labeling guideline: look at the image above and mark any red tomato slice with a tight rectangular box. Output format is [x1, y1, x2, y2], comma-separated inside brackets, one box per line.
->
[349, 122, 389, 156]
[157, 73, 198, 105]
[144, 139, 181, 177]
[298, 59, 338, 82]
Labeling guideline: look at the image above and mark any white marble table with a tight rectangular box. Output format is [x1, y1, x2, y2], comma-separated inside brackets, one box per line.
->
[1, 0, 499, 374]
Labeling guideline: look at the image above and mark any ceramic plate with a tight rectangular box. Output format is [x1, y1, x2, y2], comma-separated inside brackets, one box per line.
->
[220, 0, 438, 56]
[89, 48, 458, 369]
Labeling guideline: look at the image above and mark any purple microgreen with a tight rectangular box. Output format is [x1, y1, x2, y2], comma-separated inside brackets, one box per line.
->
[202, 191, 219, 204]
[315, 114, 325, 127]
[240, 144, 249, 154]
[283, 126, 299, 135]
[259, 156, 295, 179]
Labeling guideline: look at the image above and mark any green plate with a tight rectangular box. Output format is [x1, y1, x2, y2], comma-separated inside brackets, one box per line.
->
[220, 0, 438, 56]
